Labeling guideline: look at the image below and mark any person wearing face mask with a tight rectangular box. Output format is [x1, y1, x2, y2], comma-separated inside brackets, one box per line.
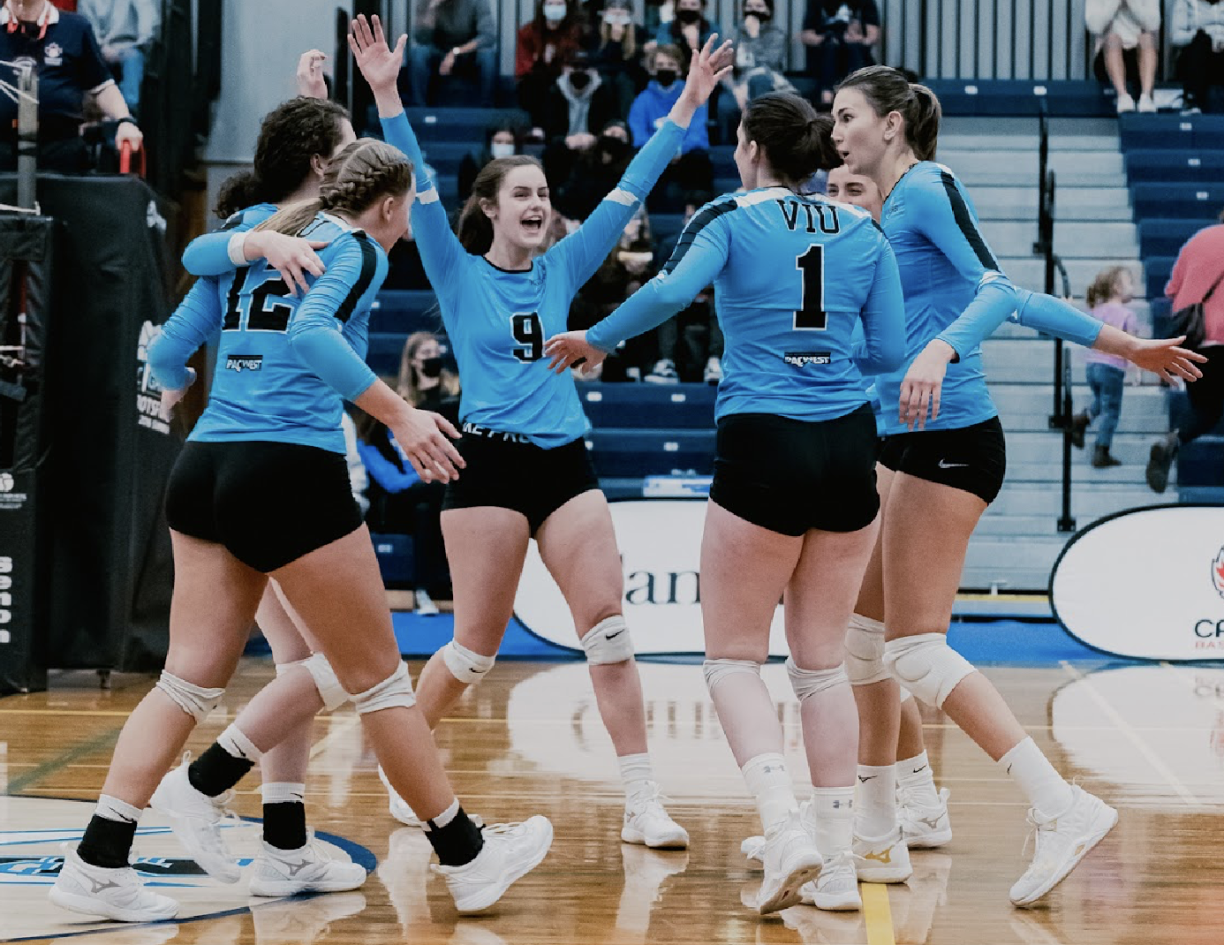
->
[459, 120, 526, 203]
[592, 0, 647, 115]
[517, 0, 585, 130]
[541, 49, 622, 143]
[800, 0, 880, 108]
[629, 45, 715, 211]
[547, 118, 636, 220]
[716, 0, 790, 141]
[356, 333, 462, 614]
[655, 0, 720, 54]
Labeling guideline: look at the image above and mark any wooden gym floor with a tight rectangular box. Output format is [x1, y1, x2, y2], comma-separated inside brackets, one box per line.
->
[3, 657, 1224, 945]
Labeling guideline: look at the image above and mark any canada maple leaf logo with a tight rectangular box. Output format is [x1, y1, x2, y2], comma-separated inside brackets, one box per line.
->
[1213, 548, 1224, 600]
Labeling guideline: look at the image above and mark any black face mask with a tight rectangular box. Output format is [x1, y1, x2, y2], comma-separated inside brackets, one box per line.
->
[419, 357, 444, 378]
[745, 8, 771, 20]
[655, 68, 677, 87]
[599, 135, 630, 159]
[676, 8, 701, 23]
[569, 70, 591, 90]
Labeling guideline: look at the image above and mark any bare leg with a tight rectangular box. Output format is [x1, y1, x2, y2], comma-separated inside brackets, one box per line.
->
[1138, 31, 1157, 98]
[256, 585, 315, 788]
[1103, 33, 1129, 99]
[896, 697, 927, 761]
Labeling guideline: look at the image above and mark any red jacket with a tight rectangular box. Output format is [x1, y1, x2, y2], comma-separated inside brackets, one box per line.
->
[515, 21, 583, 78]
[1166, 223, 1224, 345]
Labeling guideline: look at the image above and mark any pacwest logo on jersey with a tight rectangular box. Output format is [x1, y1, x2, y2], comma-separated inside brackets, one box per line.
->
[226, 354, 264, 373]
[783, 351, 832, 367]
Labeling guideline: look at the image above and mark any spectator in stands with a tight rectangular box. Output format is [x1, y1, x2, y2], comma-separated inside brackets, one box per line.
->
[801, 0, 880, 109]
[654, 0, 720, 61]
[459, 118, 526, 202]
[1171, 0, 1224, 114]
[385, 217, 434, 290]
[0, 0, 142, 173]
[541, 48, 622, 142]
[1086, 0, 1160, 113]
[1147, 210, 1224, 491]
[592, 0, 647, 116]
[628, 44, 714, 211]
[356, 333, 462, 614]
[407, 0, 497, 107]
[547, 116, 634, 219]
[78, 0, 158, 116]
[646, 200, 722, 383]
[1070, 267, 1139, 468]
[716, 0, 789, 141]
[516, 0, 586, 132]
[570, 207, 659, 381]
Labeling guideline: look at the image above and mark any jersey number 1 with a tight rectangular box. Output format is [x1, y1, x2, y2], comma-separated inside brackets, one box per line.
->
[511, 312, 543, 362]
[793, 245, 826, 331]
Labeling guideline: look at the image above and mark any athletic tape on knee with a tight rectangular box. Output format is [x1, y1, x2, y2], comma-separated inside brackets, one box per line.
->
[441, 640, 496, 685]
[845, 614, 889, 687]
[352, 661, 417, 715]
[786, 659, 849, 702]
[883, 633, 975, 709]
[156, 671, 225, 722]
[702, 658, 762, 691]
[303, 653, 349, 711]
[581, 615, 634, 665]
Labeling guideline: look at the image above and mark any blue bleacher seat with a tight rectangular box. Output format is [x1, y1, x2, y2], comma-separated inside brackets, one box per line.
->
[921, 79, 1112, 117]
[1126, 150, 1224, 183]
[1131, 182, 1224, 221]
[1178, 438, 1224, 488]
[585, 429, 715, 478]
[1138, 218, 1209, 257]
[579, 383, 715, 429]
[1144, 256, 1175, 299]
[368, 291, 441, 333]
[404, 107, 532, 143]
[370, 532, 415, 589]
[1119, 113, 1224, 151]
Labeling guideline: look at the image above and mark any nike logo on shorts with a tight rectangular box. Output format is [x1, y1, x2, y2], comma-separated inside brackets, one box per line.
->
[937, 459, 968, 469]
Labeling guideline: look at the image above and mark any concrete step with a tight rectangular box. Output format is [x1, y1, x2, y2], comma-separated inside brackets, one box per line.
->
[987, 482, 1162, 516]
[940, 151, 1125, 187]
[979, 220, 1137, 258]
[1000, 257, 1142, 294]
[969, 186, 1133, 222]
[941, 116, 1122, 147]
[1003, 430, 1164, 466]
[987, 301, 1153, 337]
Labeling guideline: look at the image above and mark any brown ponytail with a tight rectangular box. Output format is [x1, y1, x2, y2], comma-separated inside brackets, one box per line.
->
[740, 93, 841, 186]
[457, 155, 544, 255]
[837, 66, 942, 162]
[254, 139, 414, 237]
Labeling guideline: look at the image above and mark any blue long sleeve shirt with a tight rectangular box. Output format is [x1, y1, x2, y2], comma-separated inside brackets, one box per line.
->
[627, 82, 709, 155]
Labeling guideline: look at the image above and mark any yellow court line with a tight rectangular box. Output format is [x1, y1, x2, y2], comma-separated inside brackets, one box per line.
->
[861, 882, 896, 945]
[1060, 661, 1199, 807]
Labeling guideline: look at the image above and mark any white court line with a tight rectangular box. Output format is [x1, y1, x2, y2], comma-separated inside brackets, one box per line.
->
[1059, 661, 1200, 808]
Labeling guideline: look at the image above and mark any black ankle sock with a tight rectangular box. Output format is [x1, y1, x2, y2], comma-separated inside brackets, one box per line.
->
[77, 815, 137, 869]
[188, 743, 255, 797]
[423, 806, 484, 867]
[263, 802, 308, 851]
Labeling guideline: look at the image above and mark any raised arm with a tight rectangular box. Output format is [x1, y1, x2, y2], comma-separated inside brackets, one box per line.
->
[350, 14, 467, 287]
[548, 35, 734, 292]
[544, 207, 730, 372]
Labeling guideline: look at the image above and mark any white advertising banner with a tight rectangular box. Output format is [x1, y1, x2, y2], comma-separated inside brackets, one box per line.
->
[1050, 505, 1224, 661]
[514, 500, 790, 657]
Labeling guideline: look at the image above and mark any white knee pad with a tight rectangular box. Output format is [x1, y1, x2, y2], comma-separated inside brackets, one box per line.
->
[786, 659, 849, 702]
[702, 658, 762, 692]
[278, 653, 349, 712]
[442, 640, 496, 685]
[845, 613, 889, 687]
[581, 615, 634, 665]
[899, 685, 913, 704]
[352, 661, 416, 715]
[156, 671, 224, 722]
[883, 633, 976, 709]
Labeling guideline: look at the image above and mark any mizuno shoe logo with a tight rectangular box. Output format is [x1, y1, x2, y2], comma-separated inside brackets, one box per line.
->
[937, 460, 968, 469]
[862, 848, 892, 865]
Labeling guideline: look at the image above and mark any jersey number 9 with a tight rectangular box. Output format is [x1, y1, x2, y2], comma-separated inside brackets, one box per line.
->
[511, 312, 544, 362]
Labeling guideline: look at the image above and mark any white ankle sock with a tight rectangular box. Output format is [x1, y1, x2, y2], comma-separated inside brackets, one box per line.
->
[96, 794, 142, 824]
[741, 752, 796, 833]
[896, 751, 940, 806]
[855, 764, 897, 837]
[618, 753, 655, 804]
[218, 723, 263, 762]
[261, 782, 305, 805]
[998, 737, 1074, 819]
[807, 787, 854, 857]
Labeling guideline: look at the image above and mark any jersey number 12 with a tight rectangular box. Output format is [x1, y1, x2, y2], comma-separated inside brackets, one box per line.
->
[793, 245, 826, 331]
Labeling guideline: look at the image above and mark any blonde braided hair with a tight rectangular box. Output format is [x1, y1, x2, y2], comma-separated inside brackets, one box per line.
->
[255, 138, 414, 238]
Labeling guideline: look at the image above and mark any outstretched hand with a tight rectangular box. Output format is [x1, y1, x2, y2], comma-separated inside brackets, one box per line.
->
[296, 49, 329, 99]
[680, 34, 735, 105]
[348, 14, 407, 96]
[1126, 335, 1207, 383]
[544, 331, 607, 375]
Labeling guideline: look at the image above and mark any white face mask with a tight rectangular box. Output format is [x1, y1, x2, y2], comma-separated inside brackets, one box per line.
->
[604, 11, 631, 25]
[490, 141, 516, 159]
[543, 3, 567, 21]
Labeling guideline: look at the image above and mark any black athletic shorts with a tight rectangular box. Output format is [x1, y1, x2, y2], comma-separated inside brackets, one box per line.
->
[710, 404, 880, 536]
[442, 424, 600, 535]
[165, 440, 363, 573]
[877, 415, 1007, 504]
